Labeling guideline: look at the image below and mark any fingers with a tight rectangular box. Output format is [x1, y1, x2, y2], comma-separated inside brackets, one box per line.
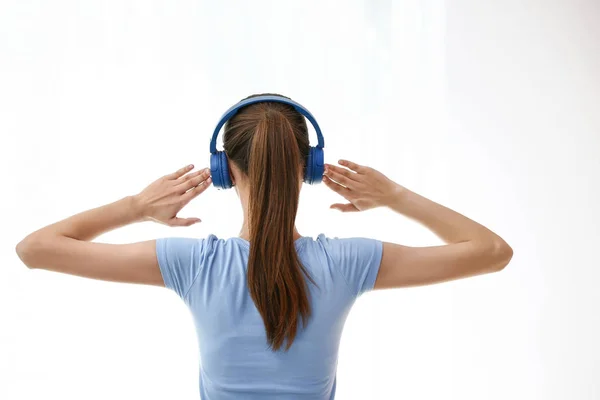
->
[324, 165, 359, 189]
[324, 163, 361, 183]
[170, 217, 202, 227]
[180, 175, 212, 204]
[177, 168, 211, 192]
[330, 203, 359, 212]
[322, 175, 351, 196]
[166, 164, 195, 180]
[338, 159, 366, 174]
[176, 167, 209, 183]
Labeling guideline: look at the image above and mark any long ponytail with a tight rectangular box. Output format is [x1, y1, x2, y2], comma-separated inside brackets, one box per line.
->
[246, 107, 316, 352]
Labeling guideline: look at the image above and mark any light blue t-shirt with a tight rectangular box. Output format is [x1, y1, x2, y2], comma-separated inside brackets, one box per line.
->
[156, 233, 383, 400]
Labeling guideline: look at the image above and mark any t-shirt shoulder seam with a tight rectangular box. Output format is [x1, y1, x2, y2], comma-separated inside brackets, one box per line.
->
[181, 235, 214, 301]
[155, 238, 173, 290]
[317, 234, 358, 298]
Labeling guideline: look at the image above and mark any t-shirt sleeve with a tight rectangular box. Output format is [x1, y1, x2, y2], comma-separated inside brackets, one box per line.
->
[155, 237, 206, 299]
[320, 235, 384, 298]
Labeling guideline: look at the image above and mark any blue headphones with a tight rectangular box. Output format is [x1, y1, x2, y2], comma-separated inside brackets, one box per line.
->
[209, 94, 325, 189]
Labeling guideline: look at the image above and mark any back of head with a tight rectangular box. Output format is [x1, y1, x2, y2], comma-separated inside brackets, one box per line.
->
[223, 93, 317, 351]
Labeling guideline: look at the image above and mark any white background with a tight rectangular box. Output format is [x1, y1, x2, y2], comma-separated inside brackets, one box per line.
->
[1, 0, 598, 399]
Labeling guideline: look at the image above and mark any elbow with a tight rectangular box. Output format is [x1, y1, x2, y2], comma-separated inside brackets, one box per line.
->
[489, 239, 513, 272]
[15, 240, 30, 267]
[15, 237, 40, 269]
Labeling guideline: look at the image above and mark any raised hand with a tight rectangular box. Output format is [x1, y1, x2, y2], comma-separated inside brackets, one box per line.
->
[133, 164, 212, 227]
[323, 159, 403, 212]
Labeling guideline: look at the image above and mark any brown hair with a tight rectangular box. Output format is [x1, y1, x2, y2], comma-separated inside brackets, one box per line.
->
[223, 93, 317, 351]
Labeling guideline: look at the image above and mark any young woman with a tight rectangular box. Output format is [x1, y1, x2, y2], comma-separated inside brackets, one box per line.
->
[15, 93, 513, 399]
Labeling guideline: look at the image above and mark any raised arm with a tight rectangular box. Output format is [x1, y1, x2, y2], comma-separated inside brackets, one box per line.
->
[323, 159, 513, 290]
[15, 164, 212, 286]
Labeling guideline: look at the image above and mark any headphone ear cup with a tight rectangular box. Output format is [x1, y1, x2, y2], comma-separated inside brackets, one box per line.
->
[210, 151, 233, 189]
[219, 151, 233, 189]
[304, 147, 324, 184]
[304, 147, 313, 184]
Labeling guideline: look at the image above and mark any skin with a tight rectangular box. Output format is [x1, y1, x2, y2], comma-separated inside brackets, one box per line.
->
[15, 159, 513, 290]
[323, 160, 513, 289]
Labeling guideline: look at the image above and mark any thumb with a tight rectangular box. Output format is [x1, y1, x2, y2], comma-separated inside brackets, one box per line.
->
[330, 203, 359, 212]
[170, 217, 202, 227]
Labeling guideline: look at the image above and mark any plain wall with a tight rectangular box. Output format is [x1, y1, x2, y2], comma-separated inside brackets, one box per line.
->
[1, 1, 598, 399]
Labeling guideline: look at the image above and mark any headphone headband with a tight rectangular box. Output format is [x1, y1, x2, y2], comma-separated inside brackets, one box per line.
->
[209, 95, 324, 154]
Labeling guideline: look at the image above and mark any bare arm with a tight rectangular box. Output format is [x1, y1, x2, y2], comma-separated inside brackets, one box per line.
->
[323, 159, 513, 290]
[15, 195, 165, 285]
[15, 165, 211, 285]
